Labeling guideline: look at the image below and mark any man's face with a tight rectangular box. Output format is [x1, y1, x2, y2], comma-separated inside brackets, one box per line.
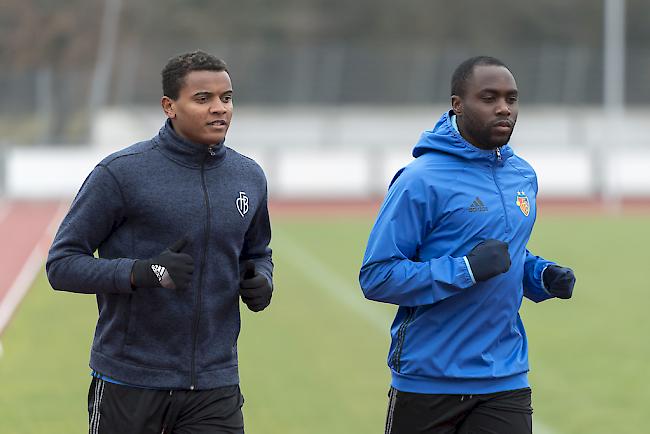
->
[162, 70, 233, 146]
[452, 65, 518, 150]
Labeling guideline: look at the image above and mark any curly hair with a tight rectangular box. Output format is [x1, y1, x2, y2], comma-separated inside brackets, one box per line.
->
[161, 50, 228, 99]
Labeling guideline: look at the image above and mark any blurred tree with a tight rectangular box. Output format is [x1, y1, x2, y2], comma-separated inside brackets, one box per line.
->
[1, 0, 649, 143]
[4, 0, 649, 71]
[1, 0, 102, 70]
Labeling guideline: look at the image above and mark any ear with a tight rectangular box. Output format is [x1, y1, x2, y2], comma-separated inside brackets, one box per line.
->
[161, 96, 176, 119]
[451, 95, 462, 115]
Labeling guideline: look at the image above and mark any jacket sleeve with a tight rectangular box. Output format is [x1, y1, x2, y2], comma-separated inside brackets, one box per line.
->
[522, 249, 555, 302]
[239, 184, 273, 285]
[359, 168, 474, 307]
[46, 164, 135, 294]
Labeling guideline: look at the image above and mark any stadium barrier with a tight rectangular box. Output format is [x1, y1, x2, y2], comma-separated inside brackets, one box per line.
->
[4, 107, 650, 200]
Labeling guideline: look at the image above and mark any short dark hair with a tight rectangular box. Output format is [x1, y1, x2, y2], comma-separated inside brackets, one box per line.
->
[161, 50, 229, 99]
[451, 56, 510, 97]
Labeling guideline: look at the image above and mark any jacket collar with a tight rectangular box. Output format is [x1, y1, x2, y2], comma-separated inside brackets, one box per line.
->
[413, 110, 514, 163]
[153, 119, 227, 169]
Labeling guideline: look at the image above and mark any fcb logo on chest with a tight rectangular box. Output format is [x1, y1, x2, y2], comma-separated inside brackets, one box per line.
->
[516, 191, 530, 216]
[236, 191, 249, 217]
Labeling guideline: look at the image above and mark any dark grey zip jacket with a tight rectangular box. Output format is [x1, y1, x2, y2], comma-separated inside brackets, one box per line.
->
[46, 120, 273, 390]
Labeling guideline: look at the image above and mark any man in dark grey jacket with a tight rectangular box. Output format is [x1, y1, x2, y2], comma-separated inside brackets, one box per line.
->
[47, 51, 273, 434]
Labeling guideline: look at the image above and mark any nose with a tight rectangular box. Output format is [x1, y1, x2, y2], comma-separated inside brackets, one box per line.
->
[209, 101, 228, 114]
[495, 98, 511, 116]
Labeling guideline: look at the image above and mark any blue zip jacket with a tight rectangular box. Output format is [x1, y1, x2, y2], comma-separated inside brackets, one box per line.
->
[47, 120, 273, 390]
[359, 111, 555, 394]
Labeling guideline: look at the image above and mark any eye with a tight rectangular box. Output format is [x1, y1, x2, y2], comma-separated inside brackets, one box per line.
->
[481, 95, 495, 102]
[508, 96, 519, 104]
[221, 95, 232, 103]
[195, 95, 208, 103]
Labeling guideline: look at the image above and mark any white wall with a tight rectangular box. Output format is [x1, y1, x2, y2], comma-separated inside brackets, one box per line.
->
[4, 106, 650, 199]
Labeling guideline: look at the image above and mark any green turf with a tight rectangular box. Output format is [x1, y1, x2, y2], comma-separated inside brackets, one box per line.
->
[0, 213, 647, 433]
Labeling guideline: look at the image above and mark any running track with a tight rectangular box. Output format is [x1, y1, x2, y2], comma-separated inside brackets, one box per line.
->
[0, 200, 64, 336]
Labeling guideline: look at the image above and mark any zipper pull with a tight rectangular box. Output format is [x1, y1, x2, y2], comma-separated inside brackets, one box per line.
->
[495, 147, 502, 162]
[208, 146, 216, 156]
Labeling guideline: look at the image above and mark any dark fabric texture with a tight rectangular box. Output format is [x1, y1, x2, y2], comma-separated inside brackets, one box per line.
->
[48, 120, 273, 389]
[132, 238, 195, 290]
[542, 265, 576, 299]
[465, 239, 511, 282]
[385, 387, 532, 434]
[238, 261, 273, 312]
[88, 378, 244, 434]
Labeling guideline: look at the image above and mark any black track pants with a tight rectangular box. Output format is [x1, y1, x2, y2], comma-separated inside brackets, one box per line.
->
[385, 387, 532, 434]
[88, 377, 244, 434]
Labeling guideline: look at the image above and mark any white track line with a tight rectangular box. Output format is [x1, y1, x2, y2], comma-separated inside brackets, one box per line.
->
[0, 241, 47, 336]
[275, 229, 558, 434]
[276, 230, 390, 331]
[0, 202, 68, 338]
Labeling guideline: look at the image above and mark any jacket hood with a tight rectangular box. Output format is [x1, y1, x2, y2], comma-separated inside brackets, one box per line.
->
[412, 110, 514, 162]
[153, 118, 227, 169]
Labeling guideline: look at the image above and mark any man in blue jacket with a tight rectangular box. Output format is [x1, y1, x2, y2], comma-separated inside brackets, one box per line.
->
[47, 51, 273, 434]
[359, 56, 576, 434]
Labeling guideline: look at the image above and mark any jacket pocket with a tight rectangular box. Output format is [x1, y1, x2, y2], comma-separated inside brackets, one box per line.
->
[121, 291, 190, 369]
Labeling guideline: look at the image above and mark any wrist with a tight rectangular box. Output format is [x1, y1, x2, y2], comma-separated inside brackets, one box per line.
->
[542, 264, 559, 290]
[463, 256, 477, 285]
[132, 259, 156, 289]
[541, 264, 551, 291]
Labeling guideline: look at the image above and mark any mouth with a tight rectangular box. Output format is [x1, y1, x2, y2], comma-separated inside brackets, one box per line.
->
[492, 120, 513, 134]
[207, 119, 228, 129]
[492, 120, 513, 128]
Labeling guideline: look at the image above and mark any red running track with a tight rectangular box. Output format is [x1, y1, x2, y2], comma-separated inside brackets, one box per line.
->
[0, 200, 64, 336]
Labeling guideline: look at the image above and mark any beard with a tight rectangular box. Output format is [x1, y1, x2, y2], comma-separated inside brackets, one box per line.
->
[459, 110, 515, 150]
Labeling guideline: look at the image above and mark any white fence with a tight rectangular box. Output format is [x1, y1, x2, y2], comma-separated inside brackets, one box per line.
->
[3, 106, 650, 200]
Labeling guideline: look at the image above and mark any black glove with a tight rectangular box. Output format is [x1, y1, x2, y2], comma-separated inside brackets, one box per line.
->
[543, 265, 576, 299]
[466, 239, 511, 282]
[131, 238, 194, 290]
[239, 261, 272, 312]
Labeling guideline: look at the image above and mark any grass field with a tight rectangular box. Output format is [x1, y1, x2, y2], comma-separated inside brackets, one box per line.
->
[0, 212, 648, 433]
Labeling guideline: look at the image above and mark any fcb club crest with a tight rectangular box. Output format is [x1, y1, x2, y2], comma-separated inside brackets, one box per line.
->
[516, 191, 530, 216]
[236, 192, 249, 217]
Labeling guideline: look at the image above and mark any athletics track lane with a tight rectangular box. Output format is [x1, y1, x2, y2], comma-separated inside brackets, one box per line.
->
[0, 200, 64, 336]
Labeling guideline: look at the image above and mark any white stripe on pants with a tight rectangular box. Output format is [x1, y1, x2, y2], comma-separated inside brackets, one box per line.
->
[90, 379, 105, 434]
[385, 387, 397, 434]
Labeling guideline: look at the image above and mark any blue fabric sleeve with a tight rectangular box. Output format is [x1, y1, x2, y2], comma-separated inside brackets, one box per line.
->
[46, 165, 136, 294]
[522, 249, 555, 302]
[359, 169, 474, 307]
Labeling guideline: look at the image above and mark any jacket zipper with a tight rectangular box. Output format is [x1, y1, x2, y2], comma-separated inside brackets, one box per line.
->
[190, 149, 214, 389]
[492, 147, 511, 234]
[390, 307, 415, 373]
